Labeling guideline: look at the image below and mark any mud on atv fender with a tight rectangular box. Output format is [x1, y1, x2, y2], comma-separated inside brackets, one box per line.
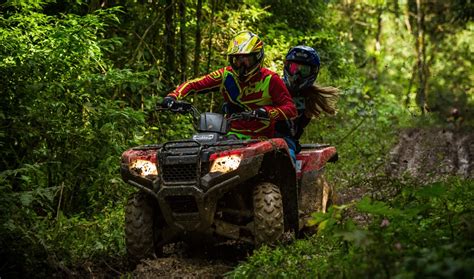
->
[257, 140, 299, 235]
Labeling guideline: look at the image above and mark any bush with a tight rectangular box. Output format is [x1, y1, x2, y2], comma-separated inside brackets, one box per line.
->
[228, 178, 474, 278]
[0, 5, 148, 276]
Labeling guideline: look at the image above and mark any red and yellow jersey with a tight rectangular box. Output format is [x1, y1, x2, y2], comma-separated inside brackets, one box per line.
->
[168, 66, 297, 138]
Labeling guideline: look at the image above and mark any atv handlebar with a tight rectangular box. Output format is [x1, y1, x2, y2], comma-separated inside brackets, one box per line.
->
[157, 100, 270, 122]
[156, 100, 200, 119]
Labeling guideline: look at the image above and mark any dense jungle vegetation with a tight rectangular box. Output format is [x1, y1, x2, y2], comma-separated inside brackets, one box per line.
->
[1, 0, 473, 277]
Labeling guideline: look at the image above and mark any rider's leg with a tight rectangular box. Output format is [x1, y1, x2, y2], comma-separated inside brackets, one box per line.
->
[283, 136, 297, 163]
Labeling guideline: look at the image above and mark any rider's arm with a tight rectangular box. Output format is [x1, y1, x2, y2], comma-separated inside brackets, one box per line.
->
[167, 68, 225, 100]
[263, 74, 297, 121]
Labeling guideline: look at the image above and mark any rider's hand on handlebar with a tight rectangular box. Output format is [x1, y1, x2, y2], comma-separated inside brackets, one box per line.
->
[161, 96, 176, 109]
[161, 97, 193, 114]
[172, 102, 192, 113]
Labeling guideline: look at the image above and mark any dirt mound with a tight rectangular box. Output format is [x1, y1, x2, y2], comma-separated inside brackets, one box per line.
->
[386, 128, 474, 181]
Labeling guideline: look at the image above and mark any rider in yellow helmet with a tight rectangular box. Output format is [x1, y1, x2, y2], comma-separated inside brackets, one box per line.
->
[161, 31, 297, 139]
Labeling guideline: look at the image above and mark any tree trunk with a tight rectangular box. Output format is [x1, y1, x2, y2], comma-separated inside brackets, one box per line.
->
[192, 0, 203, 105]
[206, 0, 217, 73]
[372, 6, 383, 82]
[207, 0, 218, 112]
[193, 0, 203, 78]
[179, 0, 187, 82]
[392, 0, 400, 16]
[164, 0, 176, 87]
[415, 0, 427, 114]
[405, 62, 417, 108]
[375, 8, 382, 54]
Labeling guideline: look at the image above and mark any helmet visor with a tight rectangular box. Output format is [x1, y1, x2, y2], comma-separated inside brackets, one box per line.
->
[286, 61, 312, 78]
[229, 54, 258, 69]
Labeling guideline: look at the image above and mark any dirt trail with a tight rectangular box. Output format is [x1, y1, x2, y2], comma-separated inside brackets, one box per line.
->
[386, 128, 474, 180]
[132, 241, 251, 278]
[131, 127, 474, 278]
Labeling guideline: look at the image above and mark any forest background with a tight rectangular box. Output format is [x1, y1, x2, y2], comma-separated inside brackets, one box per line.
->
[1, 0, 473, 277]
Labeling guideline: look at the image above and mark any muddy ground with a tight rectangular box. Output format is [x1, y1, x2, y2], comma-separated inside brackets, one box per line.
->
[386, 128, 473, 180]
[129, 128, 473, 278]
[131, 241, 250, 278]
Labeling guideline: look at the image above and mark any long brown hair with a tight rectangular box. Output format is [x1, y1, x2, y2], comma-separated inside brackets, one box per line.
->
[303, 84, 340, 118]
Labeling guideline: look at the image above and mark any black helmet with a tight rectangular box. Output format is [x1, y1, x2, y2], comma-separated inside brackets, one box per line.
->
[283, 46, 320, 92]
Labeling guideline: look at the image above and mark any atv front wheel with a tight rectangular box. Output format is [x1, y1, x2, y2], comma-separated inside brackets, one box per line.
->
[125, 192, 163, 266]
[253, 182, 284, 245]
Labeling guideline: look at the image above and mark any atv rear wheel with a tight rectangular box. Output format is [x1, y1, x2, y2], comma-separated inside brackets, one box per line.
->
[253, 182, 284, 245]
[125, 192, 163, 267]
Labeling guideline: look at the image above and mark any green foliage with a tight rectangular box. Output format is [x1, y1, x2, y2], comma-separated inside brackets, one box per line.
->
[0, 198, 126, 277]
[229, 178, 474, 278]
[1, 0, 472, 276]
[45, 204, 126, 262]
[0, 3, 148, 276]
[0, 2, 151, 209]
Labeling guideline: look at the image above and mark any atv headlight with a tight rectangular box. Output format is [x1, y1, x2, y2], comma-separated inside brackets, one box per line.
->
[129, 159, 158, 177]
[210, 154, 242, 174]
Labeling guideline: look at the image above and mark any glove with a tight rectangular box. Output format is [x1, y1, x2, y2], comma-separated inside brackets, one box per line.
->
[251, 108, 269, 118]
[161, 96, 176, 109]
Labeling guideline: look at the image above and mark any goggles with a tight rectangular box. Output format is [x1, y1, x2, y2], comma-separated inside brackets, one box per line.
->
[229, 54, 258, 69]
[286, 61, 312, 78]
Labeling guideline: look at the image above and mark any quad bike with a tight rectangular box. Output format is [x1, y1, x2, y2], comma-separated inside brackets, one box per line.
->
[121, 101, 338, 264]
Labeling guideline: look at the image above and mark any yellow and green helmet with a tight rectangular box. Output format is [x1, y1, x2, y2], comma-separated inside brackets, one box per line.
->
[226, 31, 264, 81]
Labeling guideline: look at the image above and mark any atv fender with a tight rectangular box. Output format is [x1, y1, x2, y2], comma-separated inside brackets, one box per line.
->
[259, 139, 299, 234]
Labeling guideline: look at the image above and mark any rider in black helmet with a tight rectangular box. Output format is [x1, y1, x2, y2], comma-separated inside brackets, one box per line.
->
[276, 46, 339, 161]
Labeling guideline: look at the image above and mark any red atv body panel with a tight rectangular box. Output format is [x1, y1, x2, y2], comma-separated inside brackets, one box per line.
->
[120, 140, 335, 180]
[295, 147, 337, 179]
[208, 138, 289, 161]
[122, 147, 158, 165]
[121, 138, 289, 170]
